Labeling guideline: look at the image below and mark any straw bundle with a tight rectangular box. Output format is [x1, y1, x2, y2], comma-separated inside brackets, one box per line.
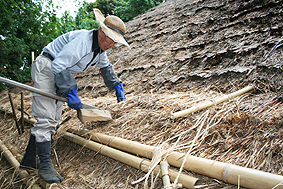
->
[68, 126, 283, 189]
[0, 139, 43, 189]
[1, 82, 283, 188]
[63, 132, 198, 188]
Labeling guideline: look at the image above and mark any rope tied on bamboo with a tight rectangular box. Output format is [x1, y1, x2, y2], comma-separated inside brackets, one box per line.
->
[209, 99, 218, 106]
[228, 93, 235, 101]
[139, 159, 146, 171]
[162, 173, 171, 178]
[151, 146, 159, 159]
[66, 127, 283, 189]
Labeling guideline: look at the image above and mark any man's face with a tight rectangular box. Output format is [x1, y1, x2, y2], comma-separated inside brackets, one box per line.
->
[99, 31, 117, 51]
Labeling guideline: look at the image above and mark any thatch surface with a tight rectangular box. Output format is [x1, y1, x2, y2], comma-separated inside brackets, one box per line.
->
[1, 0, 283, 188]
[1, 83, 283, 188]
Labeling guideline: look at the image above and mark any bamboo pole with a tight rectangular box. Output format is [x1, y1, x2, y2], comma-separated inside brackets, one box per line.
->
[8, 92, 22, 134]
[31, 51, 34, 62]
[0, 139, 41, 189]
[167, 152, 283, 189]
[171, 85, 254, 119]
[63, 132, 198, 189]
[84, 129, 153, 159]
[72, 130, 283, 189]
[21, 91, 24, 133]
[160, 159, 176, 189]
[21, 107, 283, 188]
[0, 139, 24, 171]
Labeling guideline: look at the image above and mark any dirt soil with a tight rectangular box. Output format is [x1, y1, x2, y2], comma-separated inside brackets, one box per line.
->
[0, 0, 283, 188]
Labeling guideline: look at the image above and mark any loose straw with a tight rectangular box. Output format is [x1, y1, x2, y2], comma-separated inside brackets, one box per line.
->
[0, 139, 42, 189]
[174, 110, 208, 186]
[63, 132, 198, 189]
[160, 159, 171, 187]
[71, 129, 283, 189]
[171, 85, 254, 119]
[21, 97, 283, 189]
[0, 139, 23, 170]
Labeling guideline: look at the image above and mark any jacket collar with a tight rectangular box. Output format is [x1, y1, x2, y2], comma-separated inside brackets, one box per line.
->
[92, 29, 104, 54]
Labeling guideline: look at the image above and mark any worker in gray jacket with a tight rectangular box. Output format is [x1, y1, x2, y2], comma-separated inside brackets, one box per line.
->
[20, 8, 129, 183]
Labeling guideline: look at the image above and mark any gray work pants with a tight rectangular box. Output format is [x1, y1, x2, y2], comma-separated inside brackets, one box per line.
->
[30, 55, 64, 142]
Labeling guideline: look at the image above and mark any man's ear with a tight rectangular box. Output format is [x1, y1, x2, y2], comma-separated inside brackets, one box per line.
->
[98, 28, 105, 39]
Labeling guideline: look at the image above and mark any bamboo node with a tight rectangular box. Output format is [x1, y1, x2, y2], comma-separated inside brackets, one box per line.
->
[209, 99, 217, 106]
[139, 159, 146, 171]
[162, 173, 171, 178]
[227, 94, 233, 101]
[223, 164, 232, 183]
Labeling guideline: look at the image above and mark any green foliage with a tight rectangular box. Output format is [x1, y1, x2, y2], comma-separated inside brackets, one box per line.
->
[91, 0, 164, 22]
[1, 37, 29, 69]
[92, 0, 117, 15]
[0, 36, 30, 91]
[119, 0, 164, 22]
[75, 2, 100, 30]
[0, 0, 163, 92]
[59, 11, 77, 34]
[0, 0, 57, 90]
[57, 2, 100, 33]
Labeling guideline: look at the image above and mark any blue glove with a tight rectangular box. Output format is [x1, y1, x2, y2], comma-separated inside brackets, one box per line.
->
[67, 87, 82, 110]
[113, 83, 126, 103]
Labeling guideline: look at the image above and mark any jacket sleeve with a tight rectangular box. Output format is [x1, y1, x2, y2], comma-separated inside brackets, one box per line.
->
[52, 38, 86, 96]
[100, 63, 122, 91]
[97, 51, 122, 91]
[54, 70, 77, 97]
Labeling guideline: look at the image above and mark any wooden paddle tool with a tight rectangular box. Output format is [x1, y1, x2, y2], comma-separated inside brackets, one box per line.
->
[0, 76, 112, 123]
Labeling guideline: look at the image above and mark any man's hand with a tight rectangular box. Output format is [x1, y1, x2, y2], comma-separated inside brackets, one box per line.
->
[114, 83, 126, 103]
[67, 87, 82, 110]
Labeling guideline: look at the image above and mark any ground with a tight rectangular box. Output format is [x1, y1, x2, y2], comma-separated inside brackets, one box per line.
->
[0, 0, 283, 188]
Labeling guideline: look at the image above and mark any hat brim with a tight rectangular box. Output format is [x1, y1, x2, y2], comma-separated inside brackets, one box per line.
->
[94, 8, 130, 48]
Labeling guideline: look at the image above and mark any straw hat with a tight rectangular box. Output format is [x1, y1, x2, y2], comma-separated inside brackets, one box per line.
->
[94, 8, 130, 48]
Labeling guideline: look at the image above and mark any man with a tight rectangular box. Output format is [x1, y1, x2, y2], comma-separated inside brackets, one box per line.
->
[20, 8, 129, 183]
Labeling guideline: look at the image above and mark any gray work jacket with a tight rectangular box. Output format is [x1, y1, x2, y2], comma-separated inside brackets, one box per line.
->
[42, 29, 121, 97]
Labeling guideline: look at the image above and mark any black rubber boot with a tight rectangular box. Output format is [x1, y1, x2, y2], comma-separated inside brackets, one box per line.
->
[20, 134, 40, 169]
[37, 141, 64, 183]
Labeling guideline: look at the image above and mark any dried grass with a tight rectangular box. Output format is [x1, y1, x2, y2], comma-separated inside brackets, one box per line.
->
[0, 83, 283, 188]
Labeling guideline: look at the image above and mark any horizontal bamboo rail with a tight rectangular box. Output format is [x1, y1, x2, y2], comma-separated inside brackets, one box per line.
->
[72, 130, 283, 189]
[11, 117, 195, 187]
[171, 85, 254, 119]
[18, 99, 283, 188]
[63, 132, 198, 188]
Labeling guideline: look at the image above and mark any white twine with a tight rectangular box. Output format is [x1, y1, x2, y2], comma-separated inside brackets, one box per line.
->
[173, 110, 209, 186]
[132, 95, 241, 188]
